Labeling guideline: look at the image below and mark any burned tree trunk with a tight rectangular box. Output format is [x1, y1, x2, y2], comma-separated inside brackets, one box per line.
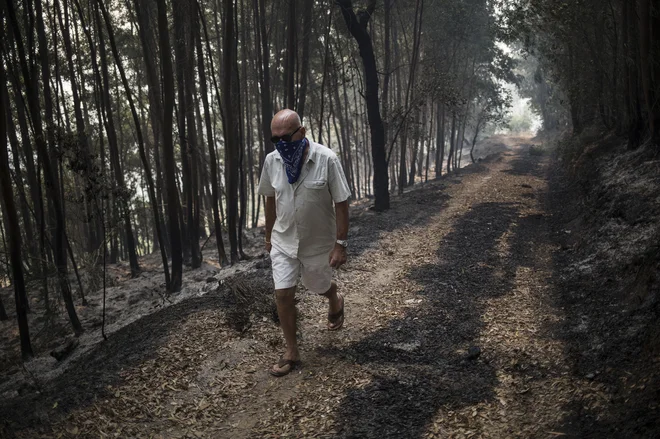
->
[336, 0, 389, 211]
[0, 29, 33, 358]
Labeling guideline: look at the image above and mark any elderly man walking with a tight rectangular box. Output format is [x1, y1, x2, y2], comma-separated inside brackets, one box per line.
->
[258, 109, 351, 377]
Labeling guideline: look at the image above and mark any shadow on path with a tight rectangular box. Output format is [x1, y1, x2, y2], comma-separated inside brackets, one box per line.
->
[327, 201, 521, 438]
[349, 164, 490, 260]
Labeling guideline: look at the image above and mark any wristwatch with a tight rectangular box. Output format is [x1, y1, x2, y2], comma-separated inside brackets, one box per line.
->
[336, 239, 348, 248]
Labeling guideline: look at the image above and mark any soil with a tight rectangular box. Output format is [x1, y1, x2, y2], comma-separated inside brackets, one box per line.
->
[1, 135, 658, 438]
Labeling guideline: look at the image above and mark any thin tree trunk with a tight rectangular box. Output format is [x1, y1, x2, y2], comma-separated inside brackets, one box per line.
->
[185, 0, 202, 268]
[0, 54, 33, 358]
[0, 293, 8, 321]
[4, 95, 37, 272]
[255, 0, 274, 157]
[382, 0, 391, 148]
[8, 0, 83, 334]
[316, 8, 333, 145]
[237, 0, 248, 259]
[425, 102, 433, 182]
[409, 109, 420, 186]
[195, 3, 228, 265]
[285, 0, 296, 109]
[436, 102, 445, 177]
[154, 0, 181, 291]
[447, 112, 456, 173]
[98, 0, 173, 290]
[637, 0, 656, 140]
[297, 0, 313, 120]
[223, 0, 241, 263]
[56, 0, 101, 254]
[93, 2, 140, 277]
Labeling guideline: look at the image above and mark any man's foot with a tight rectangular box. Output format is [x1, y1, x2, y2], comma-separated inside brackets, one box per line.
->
[328, 293, 344, 331]
[270, 355, 301, 377]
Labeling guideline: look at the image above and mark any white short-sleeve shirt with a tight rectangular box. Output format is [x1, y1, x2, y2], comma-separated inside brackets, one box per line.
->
[257, 140, 351, 259]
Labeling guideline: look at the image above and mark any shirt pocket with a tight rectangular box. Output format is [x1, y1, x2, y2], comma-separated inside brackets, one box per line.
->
[303, 180, 328, 202]
[303, 180, 327, 190]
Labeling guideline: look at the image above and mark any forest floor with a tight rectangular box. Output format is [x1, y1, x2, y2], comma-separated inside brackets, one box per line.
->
[2, 134, 659, 438]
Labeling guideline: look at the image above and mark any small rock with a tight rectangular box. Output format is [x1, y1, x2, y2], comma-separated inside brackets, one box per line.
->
[392, 341, 421, 352]
[466, 346, 481, 361]
[585, 373, 595, 380]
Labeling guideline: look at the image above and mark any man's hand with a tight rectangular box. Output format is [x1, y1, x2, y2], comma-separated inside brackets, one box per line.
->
[329, 245, 347, 268]
[265, 240, 272, 254]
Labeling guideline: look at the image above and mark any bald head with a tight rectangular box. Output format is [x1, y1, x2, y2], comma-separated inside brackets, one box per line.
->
[271, 109, 304, 139]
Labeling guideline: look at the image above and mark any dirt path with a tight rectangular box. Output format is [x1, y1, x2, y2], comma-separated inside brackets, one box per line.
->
[3, 137, 630, 438]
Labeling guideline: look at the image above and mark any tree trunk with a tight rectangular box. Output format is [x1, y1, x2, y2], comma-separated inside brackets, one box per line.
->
[8, 0, 83, 335]
[297, 0, 313, 120]
[637, 0, 656, 140]
[223, 0, 241, 262]
[316, 7, 333, 145]
[195, 4, 228, 265]
[470, 121, 482, 164]
[382, 0, 391, 147]
[237, 0, 249, 258]
[97, 0, 173, 290]
[0, 56, 33, 359]
[94, 3, 140, 277]
[337, 0, 389, 211]
[447, 112, 456, 174]
[425, 102, 433, 182]
[154, 0, 182, 291]
[134, 0, 170, 257]
[255, 0, 274, 157]
[285, 0, 297, 110]
[408, 108, 421, 186]
[4, 92, 37, 273]
[55, 0, 102, 254]
[0, 293, 8, 321]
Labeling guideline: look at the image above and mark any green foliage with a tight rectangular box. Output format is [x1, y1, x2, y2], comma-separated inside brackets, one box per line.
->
[507, 111, 533, 133]
[511, 48, 568, 131]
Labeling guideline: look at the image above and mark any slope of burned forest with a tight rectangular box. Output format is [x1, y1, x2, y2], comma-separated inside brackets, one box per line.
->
[546, 130, 660, 437]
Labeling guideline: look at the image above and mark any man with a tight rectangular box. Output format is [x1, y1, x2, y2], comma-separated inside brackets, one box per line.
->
[258, 109, 351, 377]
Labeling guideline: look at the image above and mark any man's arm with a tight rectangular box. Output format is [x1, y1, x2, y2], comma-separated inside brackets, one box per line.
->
[265, 196, 276, 252]
[335, 200, 349, 240]
[330, 200, 349, 268]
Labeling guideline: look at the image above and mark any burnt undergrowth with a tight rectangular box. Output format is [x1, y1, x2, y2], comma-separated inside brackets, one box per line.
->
[546, 132, 660, 437]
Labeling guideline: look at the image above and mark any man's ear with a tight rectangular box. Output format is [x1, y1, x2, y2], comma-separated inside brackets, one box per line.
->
[301, 126, 307, 137]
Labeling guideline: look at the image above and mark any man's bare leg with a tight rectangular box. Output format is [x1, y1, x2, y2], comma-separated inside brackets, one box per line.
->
[272, 287, 299, 374]
[323, 281, 344, 329]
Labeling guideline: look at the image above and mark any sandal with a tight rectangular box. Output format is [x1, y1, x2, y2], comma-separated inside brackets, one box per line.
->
[270, 357, 301, 377]
[327, 294, 345, 331]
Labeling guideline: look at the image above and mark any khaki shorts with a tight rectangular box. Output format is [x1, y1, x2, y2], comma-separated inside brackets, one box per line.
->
[270, 246, 333, 294]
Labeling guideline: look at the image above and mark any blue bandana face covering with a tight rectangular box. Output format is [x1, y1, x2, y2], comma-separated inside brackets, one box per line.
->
[276, 137, 308, 184]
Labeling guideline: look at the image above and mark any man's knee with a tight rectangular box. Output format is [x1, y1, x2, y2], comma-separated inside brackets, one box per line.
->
[321, 281, 337, 297]
[275, 287, 296, 305]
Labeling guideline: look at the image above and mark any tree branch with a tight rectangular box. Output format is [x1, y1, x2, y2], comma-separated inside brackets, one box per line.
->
[335, 0, 373, 31]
